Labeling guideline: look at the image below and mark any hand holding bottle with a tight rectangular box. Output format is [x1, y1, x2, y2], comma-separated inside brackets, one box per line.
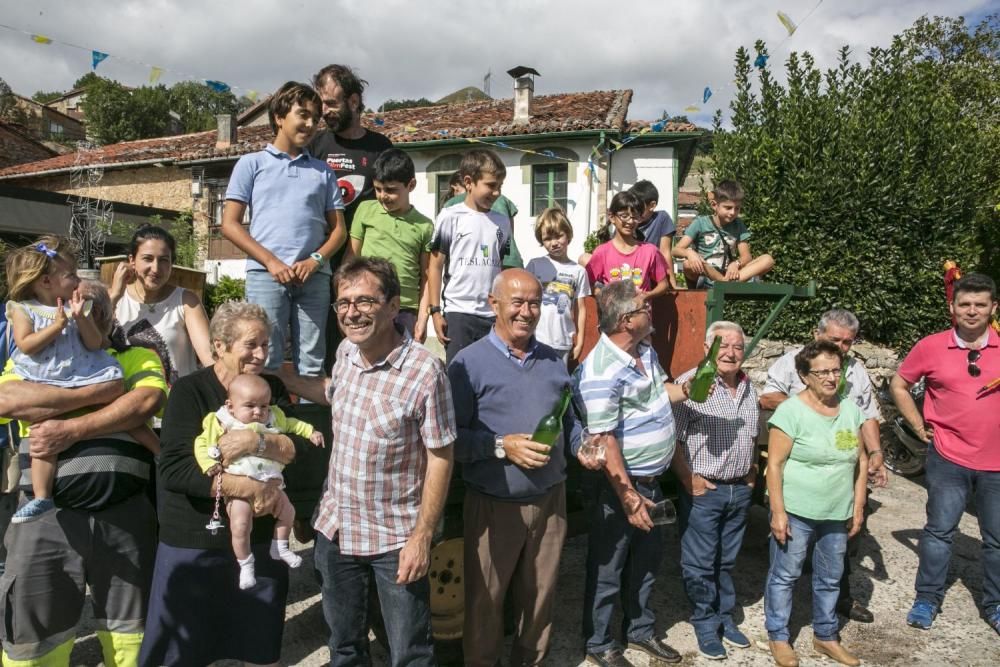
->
[500, 434, 551, 469]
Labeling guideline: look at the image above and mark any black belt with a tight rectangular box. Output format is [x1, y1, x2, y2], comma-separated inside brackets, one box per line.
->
[398, 307, 418, 315]
[629, 475, 659, 485]
[701, 475, 747, 485]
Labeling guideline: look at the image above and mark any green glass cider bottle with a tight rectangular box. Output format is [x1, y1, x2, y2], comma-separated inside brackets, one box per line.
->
[688, 335, 721, 403]
[531, 386, 573, 448]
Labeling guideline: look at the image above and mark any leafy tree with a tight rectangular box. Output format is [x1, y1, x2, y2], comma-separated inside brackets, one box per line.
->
[711, 15, 998, 348]
[32, 90, 64, 103]
[380, 97, 434, 112]
[72, 72, 104, 92]
[0, 76, 13, 118]
[83, 78, 170, 144]
[82, 77, 244, 143]
[168, 81, 241, 133]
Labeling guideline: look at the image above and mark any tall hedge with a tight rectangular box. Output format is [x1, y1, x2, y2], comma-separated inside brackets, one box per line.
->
[711, 16, 999, 348]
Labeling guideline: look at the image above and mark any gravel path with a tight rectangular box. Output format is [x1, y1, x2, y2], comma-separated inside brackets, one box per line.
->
[65, 472, 998, 665]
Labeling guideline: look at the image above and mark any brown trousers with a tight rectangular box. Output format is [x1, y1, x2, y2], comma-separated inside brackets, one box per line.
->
[462, 483, 567, 667]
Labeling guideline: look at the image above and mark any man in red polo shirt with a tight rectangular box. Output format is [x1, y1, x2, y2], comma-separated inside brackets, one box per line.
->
[891, 273, 1000, 635]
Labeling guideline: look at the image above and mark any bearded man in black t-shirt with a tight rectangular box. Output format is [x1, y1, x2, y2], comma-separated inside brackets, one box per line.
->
[309, 64, 393, 228]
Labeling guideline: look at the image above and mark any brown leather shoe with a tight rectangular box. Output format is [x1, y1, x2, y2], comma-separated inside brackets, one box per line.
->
[769, 640, 799, 667]
[812, 638, 860, 666]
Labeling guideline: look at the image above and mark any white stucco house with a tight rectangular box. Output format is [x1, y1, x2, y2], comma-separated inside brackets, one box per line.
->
[0, 79, 701, 281]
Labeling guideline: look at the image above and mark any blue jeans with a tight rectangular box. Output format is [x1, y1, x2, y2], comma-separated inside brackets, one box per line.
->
[677, 482, 752, 639]
[245, 269, 330, 375]
[916, 445, 1000, 612]
[583, 476, 663, 654]
[314, 532, 434, 667]
[764, 512, 847, 642]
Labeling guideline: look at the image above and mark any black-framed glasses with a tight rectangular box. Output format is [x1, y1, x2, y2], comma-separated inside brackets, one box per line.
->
[808, 368, 843, 379]
[333, 297, 383, 314]
[968, 349, 982, 377]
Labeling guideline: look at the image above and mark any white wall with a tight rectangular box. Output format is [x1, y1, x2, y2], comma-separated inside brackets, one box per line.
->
[608, 145, 677, 220]
[202, 142, 679, 285]
[407, 139, 607, 265]
[202, 259, 246, 283]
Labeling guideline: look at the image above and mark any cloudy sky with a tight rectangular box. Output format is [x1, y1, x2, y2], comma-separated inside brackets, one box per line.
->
[0, 0, 995, 126]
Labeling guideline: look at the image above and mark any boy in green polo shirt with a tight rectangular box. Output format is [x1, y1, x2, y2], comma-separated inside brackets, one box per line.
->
[349, 148, 434, 341]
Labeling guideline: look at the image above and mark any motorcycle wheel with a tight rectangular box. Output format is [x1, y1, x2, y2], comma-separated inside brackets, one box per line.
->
[883, 439, 925, 477]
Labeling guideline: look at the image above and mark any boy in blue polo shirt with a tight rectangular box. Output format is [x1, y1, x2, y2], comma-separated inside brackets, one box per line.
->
[222, 82, 346, 376]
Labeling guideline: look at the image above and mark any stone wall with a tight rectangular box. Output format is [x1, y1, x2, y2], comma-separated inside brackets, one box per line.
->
[11, 167, 214, 263]
[0, 125, 54, 169]
[16, 166, 191, 210]
[742, 338, 900, 392]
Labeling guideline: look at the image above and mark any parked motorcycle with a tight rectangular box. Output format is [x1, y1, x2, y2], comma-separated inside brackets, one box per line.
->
[875, 377, 928, 477]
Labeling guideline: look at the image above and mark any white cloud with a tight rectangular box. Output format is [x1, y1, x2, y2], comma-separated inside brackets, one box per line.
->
[0, 0, 990, 127]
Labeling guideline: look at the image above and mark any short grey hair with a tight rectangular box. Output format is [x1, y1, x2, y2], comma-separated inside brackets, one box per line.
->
[79, 279, 113, 336]
[817, 309, 859, 335]
[209, 301, 270, 359]
[705, 320, 745, 345]
[489, 270, 542, 298]
[596, 280, 638, 334]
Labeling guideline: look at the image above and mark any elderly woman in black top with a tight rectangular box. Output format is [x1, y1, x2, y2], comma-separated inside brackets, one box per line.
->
[139, 302, 309, 667]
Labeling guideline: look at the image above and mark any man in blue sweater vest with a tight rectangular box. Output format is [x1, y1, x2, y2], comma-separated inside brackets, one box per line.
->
[448, 268, 583, 667]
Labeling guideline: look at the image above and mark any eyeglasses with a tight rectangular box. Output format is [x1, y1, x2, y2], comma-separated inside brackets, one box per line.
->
[333, 297, 383, 314]
[612, 212, 635, 221]
[621, 302, 652, 319]
[808, 368, 843, 378]
[968, 349, 982, 377]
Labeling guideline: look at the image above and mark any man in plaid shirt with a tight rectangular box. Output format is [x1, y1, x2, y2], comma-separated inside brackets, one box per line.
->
[671, 321, 759, 660]
[280, 257, 455, 667]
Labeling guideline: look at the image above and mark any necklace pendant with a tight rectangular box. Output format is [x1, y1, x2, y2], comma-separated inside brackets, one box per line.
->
[146, 303, 156, 313]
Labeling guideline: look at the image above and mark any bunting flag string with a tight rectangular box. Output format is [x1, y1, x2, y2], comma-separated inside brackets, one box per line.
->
[91, 50, 108, 70]
[0, 21, 258, 99]
[204, 80, 231, 94]
[777, 11, 798, 36]
[677, 0, 824, 121]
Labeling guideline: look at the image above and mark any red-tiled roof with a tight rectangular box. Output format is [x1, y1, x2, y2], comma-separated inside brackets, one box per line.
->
[369, 89, 633, 142]
[626, 118, 698, 133]
[0, 88, 698, 180]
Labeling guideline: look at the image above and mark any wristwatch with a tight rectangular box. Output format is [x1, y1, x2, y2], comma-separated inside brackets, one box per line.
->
[256, 432, 267, 456]
[427, 305, 442, 316]
[310, 252, 325, 266]
[494, 434, 507, 459]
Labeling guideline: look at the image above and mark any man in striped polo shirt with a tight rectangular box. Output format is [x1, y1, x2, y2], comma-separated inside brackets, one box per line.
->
[671, 321, 759, 660]
[573, 279, 692, 667]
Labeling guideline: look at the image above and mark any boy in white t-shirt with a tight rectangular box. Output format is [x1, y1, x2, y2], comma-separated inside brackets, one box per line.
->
[525, 208, 591, 363]
[427, 149, 512, 364]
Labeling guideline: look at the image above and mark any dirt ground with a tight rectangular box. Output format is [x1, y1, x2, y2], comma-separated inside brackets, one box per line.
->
[66, 472, 998, 666]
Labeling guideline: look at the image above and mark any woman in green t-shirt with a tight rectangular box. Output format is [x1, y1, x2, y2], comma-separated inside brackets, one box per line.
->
[764, 340, 868, 667]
